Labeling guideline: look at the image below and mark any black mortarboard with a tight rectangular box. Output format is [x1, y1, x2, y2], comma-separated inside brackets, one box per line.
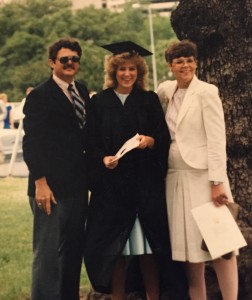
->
[101, 41, 153, 57]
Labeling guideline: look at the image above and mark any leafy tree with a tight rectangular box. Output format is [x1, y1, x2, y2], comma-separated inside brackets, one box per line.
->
[171, 0, 252, 299]
[0, 0, 176, 100]
[1, 31, 44, 65]
[0, 0, 73, 99]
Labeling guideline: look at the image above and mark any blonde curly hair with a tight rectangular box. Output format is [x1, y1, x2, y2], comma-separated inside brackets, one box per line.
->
[103, 52, 149, 91]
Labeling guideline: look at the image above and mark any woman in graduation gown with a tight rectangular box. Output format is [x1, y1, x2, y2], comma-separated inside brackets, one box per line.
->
[85, 41, 187, 300]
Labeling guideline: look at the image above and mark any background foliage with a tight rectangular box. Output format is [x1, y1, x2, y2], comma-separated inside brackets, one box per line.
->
[0, 0, 177, 101]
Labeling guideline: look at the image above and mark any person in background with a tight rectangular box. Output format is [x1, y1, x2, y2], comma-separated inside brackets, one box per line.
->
[157, 39, 238, 300]
[0, 93, 14, 129]
[0, 97, 6, 161]
[84, 41, 187, 300]
[13, 87, 33, 128]
[0, 96, 7, 129]
[23, 37, 90, 300]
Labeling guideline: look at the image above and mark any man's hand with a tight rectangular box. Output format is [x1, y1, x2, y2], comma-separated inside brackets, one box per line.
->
[35, 177, 57, 215]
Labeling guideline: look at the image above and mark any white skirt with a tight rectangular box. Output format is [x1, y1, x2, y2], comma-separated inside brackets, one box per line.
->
[166, 142, 234, 263]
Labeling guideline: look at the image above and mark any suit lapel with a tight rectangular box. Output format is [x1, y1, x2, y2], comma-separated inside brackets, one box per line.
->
[163, 81, 177, 114]
[168, 82, 178, 102]
[50, 79, 73, 109]
[75, 81, 90, 104]
[176, 75, 199, 127]
[49, 78, 91, 128]
[48, 78, 82, 128]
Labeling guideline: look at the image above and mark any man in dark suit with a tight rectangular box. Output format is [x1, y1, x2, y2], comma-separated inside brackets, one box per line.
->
[23, 38, 90, 300]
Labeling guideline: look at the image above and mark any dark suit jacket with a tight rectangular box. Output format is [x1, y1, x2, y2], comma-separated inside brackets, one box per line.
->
[23, 77, 90, 198]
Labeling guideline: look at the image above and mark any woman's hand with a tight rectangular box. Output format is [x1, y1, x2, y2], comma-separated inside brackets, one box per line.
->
[138, 135, 155, 149]
[211, 183, 228, 207]
[103, 156, 119, 169]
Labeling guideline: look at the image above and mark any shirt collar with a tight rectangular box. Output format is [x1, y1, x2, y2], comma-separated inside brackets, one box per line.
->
[52, 74, 76, 92]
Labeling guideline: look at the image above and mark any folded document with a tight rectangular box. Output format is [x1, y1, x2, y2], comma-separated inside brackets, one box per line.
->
[191, 202, 247, 259]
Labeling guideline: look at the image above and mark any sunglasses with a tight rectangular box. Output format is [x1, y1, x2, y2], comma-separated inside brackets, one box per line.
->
[57, 56, 80, 64]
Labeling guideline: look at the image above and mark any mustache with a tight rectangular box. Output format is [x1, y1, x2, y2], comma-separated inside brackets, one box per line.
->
[63, 65, 75, 70]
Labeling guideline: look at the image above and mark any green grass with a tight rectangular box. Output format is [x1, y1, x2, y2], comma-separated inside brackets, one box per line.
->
[0, 177, 91, 300]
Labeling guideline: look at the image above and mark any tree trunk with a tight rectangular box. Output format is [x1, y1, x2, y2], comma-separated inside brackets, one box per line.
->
[171, 0, 252, 299]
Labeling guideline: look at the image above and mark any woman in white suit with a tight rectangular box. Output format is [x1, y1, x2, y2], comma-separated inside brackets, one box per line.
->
[157, 40, 238, 300]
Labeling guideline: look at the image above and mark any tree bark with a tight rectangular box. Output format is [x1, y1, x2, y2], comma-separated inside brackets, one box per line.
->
[171, 0, 252, 299]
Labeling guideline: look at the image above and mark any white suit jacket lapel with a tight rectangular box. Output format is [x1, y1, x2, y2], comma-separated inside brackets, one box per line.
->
[158, 80, 177, 115]
[176, 75, 199, 127]
[165, 81, 178, 113]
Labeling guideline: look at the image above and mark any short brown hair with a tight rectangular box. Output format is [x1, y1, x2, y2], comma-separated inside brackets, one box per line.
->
[165, 40, 198, 64]
[103, 52, 149, 90]
[48, 38, 82, 62]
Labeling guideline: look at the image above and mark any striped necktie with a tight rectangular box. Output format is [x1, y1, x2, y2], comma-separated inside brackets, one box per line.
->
[68, 84, 86, 128]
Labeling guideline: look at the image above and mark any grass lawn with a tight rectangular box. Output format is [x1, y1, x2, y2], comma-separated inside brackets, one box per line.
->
[0, 177, 91, 300]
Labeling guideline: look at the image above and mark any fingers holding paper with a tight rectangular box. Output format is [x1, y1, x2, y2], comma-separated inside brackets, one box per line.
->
[138, 135, 155, 149]
[103, 156, 119, 169]
[211, 183, 229, 207]
[104, 134, 154, 169]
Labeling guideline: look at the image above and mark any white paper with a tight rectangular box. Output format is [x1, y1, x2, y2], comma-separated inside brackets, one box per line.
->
[191, 202, 247, 259]
[111, 133, 140, 162]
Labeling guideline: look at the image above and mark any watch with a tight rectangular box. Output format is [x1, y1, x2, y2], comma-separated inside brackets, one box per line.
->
[210, 181, 223, 186]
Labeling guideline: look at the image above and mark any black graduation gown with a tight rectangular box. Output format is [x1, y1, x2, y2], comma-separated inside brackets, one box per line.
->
[85, 87, 188, 298]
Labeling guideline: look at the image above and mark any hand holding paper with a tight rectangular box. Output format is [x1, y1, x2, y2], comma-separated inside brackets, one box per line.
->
[110, 133, 140, 163]
[191, 202, 247, 259]
[103, 156, 119, 169]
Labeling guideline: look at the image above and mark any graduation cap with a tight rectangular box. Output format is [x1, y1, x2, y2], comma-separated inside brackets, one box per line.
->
[101, 41, 153, 57]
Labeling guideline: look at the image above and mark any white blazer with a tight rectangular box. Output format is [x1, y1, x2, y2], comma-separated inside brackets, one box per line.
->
[157, 75, 227, 182]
